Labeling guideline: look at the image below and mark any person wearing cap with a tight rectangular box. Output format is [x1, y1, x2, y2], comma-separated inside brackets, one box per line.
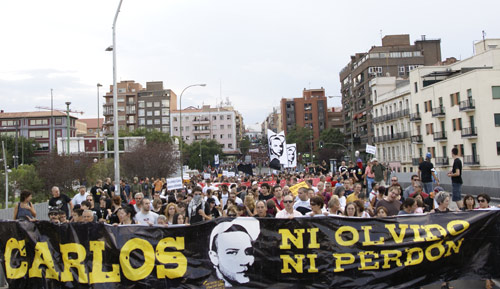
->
[208, 217, 260, 287]
[206, 197, 221, 219]
[48, 208, 61, 223]
[371, 158, 387, 187]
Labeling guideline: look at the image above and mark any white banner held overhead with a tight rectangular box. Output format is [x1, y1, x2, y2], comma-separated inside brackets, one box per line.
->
[214, 154, 219, 165]
[267, 129, 287, 165]
[285, 143, 297, 168]
[167, 177, 183, 190]
[366, 144, 377, 155]
[203, 173, 211, 180]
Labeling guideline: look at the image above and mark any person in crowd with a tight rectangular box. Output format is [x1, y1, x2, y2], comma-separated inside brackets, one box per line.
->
[409, 181, 428, 201]
[72, 186, 88, 206]
[412, 192, 429, 213]
[364, 160, 375, 194]
[49, 186, 73, 218]
[316, 181, 325, 195]
[276, 195, 302, 219]
[389, 177, 404, 198]
[353, 199, 370, 218]
[344, 179, 353, 196]
[327, 195, 342, 216]
[403, 175, 419, 199]
[157, 215, 168, 226]
[205, 189, 221, 207]
[271, 185, 284, 211]
[152, 198, 163, 215]
[90, 180, 104, 209]
[135, 198, 158, 225]
[462, 194, 476, 211]
[334, 186, 346, 213]
[306, 196, 325, 217]
[82, 210, 95, 223]
[14, 190, 36, 221]
[255, 200, 271, 217]
[237, 185, 247, 202]
[448, 148, 463, 209]
[153, 177, 164, 195]
[71, 208, 84, 222]
[347, 161, 357, 180]
[259, 183, 273, 201]
[306, 188, 316, 200]
[419, 152, 440, 194]
[225, 206, 238, 218]
[344, 202, 358, 217]
[58, 210, 69, 223]
[375, 186, 402, 216]
[433, 191, 451, 213]
[131, 177, 142, 197]
[117, 205, 136, 225]
[322, 182, 334, 206]
[476, 193, 492, 209]
[398, 197, 418, 215]
[282, 186, 291, 196]
[368, 182, 379, 202]
[236, 203, 247, 216]
[206, 197, 221, 219]
[107, 196, 122, 224]
[371, 158, 387, 187]
[243, 195, 256, 217]
[173, 213, 188, 225]
[164, 203, 178, 225]
[266, 200, 277, 217]
[375, 206, 388, 218]
[346, 183, 362, 204]
[133, 193, 144, 212]
[219, 184, 230, 208]
[99, 196, 111, 222]
[339, 160, 349, 180]
[293, 187, 311, 215]
[48, 208, 61, 223]
[82, 196, 100, 221]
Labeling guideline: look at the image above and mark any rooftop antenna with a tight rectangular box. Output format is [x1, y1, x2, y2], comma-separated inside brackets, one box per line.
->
[482, 30, 486, 51]
[380, 29, 383, 41]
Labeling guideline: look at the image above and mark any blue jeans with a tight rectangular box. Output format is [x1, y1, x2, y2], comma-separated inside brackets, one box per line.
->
[452, 183, 462, 202]
[423, 182, 433, 194]
[366, 177, 374, 194]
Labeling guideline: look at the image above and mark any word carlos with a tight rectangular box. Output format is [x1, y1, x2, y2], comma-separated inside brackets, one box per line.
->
[278, 220, 469, 274]
[4, 237, 186, 283]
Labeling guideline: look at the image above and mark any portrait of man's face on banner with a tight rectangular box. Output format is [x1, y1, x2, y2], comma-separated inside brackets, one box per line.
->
[286, 144, 297, 167]
[208, 218, 260, 287]
[267, 130, 287, 166]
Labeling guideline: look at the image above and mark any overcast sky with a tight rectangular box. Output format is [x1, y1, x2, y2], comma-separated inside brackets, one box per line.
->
[1, 0, 499, 129]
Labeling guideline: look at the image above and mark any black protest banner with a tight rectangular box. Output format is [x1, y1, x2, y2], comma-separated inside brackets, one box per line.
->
[1, 210, 500, 289]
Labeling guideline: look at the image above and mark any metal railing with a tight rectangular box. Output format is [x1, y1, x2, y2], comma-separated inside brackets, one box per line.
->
[464, 155, 480, 166]
[459, 99, 475, 111]
[435, 157, 449, 166]
[433, 131, 447, 141]
[431, 106, 446, 117]
[461, 127, 477, 138]
[410, 112, 421, 121]
[411, 135, 423, 143]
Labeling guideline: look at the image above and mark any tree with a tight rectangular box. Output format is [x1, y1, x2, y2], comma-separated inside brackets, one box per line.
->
[85, 158, 115, 187]
[319, 128, 345, 146]
[318, 128, 346, 163]
[121, 141, 178, 179]
[285, 126, 313, 154]
[239, 137, 251, 156]
[183, 140, 223, 171]
[36, 152, 93, 195]
[122, 128, 173, 144]
[0, 135, 38, 168]
[8, 165, 45, 203]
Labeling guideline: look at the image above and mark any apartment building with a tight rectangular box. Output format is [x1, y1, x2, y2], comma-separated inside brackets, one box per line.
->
[0, 111, 77, 155]
[262, 106, 282, 135]
[327, 107, 343, 131]
[370, 77, 413, 172]
[409, 39, 500, 170]
[339, 34, 441, 157]
[170, 105, 241, 154]
[281, 88, 328, 149]
[103, 80, 177, 134]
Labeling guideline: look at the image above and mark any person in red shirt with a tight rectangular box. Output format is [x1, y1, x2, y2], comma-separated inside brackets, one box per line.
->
[271, 185, 285, 211]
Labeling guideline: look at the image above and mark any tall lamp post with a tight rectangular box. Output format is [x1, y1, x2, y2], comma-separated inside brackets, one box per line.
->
[106, 0, 124, 194]
[97, 83, 103, 158]
[179, 84, 206, 179]
[65, 102, 71, 156]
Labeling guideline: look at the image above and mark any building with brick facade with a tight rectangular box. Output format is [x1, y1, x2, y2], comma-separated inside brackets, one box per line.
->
[339, 34, 441, 158]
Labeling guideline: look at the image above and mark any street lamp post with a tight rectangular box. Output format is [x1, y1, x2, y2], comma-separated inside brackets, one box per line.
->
[179, 84, 206, 179]
[106, 0, 124, 194]
[97, 83, 103, 158]
[65, 102, 71, 156]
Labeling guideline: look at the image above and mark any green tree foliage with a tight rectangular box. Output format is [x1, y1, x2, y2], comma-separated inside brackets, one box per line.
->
[121, 141, 178, 179]
[183, 140, 223, 171]
[0, 135, 38, 168]
[239, 137, 251, 156]
[318, 128, 346, 163]
[8, 165, 45, 203]
[85, 158, 115, 188]
[319, 128, 345, 146]
[285, 126, 313, 154]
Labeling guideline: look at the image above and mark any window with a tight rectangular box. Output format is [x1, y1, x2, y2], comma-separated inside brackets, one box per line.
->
[220, 134, 224, 139]
[154, 119, 161, 125]
[161, 108, 168, 115]
[493, 86, 500, 99]
[213, 116, 217, 120]
[146, 102, 153, 108]
[414, 82, 418, 93]
[154, 110, 161, 116]
[368, 67, 382, 76]
[55, 118, 62, 125]
[227, 124, 232, 129]
[219, 115, 223, 120]
[495, 114, 500, 127]
[213, 135, 216, 139]
[413, 51, 422, 57]
[138, 101, 145, 108]
[398, 66, 405, 76]
[304, 103, 312, 111]
[30, 119, 49, 126]
[117, 97, 125, 102]
[154, 102, 160, 107]
[220, 125, 224, 129]
[29, 130, 49, 138]
[37, 143, 49, 151]
[162, 117, 168, 124]
[1, 120, 18, 126]
[138, 109, 145, 117]
[390, 52, 401, 58]
[118, 116, 125, 121]
[56, 130, 62, 138]
[402, 52, 413, 57]
[227, 115, 231, 120]
[161, 100, 169, 107]
[146, 111, 153, 117]
[497, 142, 500, 155]
[146, 120, 153, 125]
[162, 126, 168, 133]
[228, 134, 232, 138]
[304, 113, 313, 121]
[228, 143, 233, 149]
[118, 88, 126, 93]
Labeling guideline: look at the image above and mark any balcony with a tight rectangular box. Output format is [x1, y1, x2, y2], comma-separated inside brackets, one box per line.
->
[435, 157, 449, 166]
[126, 107, 136, 114]
[192, 129, 210, 134]
[461, 127, 477, 138]
[431, 107, 446, 117]
[409, 112, 421, 122]
[464, 155, 480, 166]
[459, 99, 475, 112]
[411, 135, 423, 144]
[433, 131, 447, 141]
[193, 118, 210, 124]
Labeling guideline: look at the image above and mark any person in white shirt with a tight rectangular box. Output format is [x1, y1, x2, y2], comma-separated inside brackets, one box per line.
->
[293, 187, 311, 215]
[203, 180, 217, 195]
[72, 186, 89, 206]
[306, 196, 327, 217]
[276, 195, 302, 219]
[135, 199, 158, 225]
[219, 184, 229, 208]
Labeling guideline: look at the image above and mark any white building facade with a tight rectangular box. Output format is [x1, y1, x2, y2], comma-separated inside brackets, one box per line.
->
[170, 105, 239, 154]
[409, 39, 500, 171]
[371, 77, 413, 172]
